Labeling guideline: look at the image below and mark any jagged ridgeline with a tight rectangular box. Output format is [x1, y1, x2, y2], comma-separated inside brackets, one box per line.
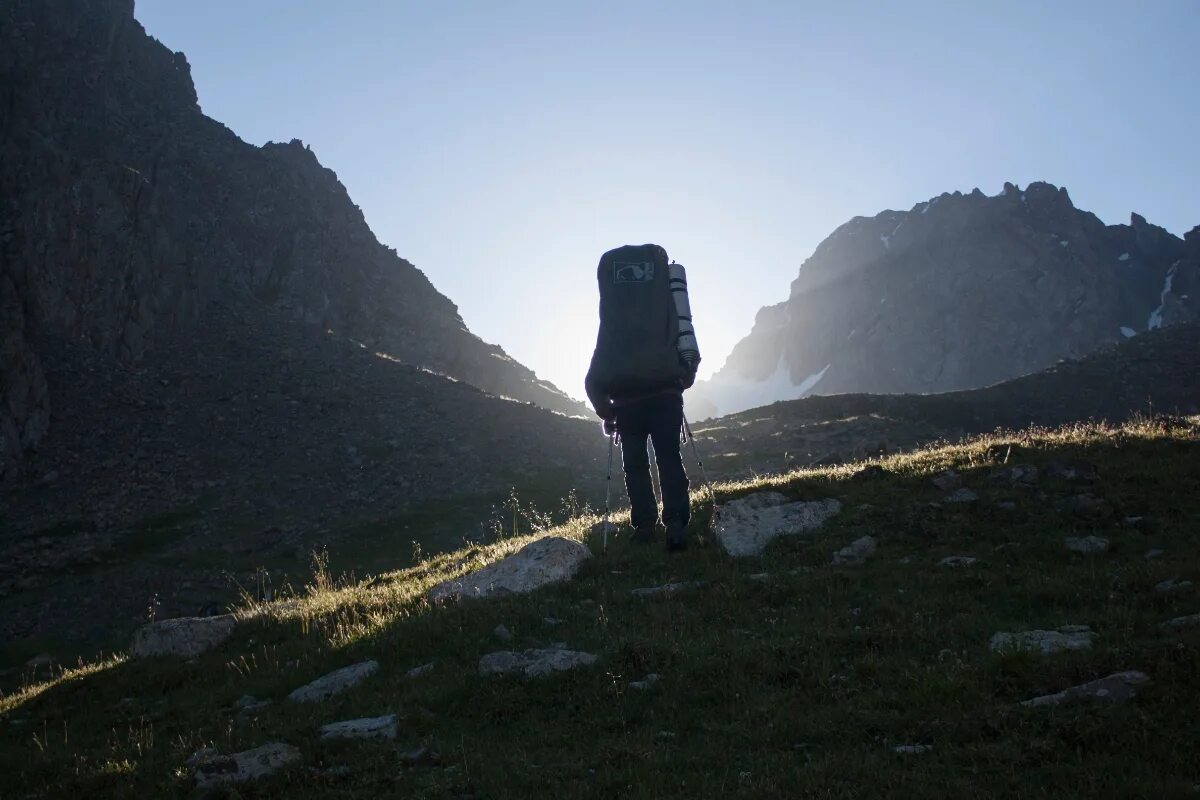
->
[692, 182, 1200, 418]
[0, 0, 586, 476]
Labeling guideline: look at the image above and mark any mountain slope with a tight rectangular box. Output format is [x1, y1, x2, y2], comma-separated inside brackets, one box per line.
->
[691, 182, 1199, 418]
[0, 0, 585, 477]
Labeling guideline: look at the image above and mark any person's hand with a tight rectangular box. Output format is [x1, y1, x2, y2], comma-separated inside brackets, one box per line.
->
[602, 418, 618, 437]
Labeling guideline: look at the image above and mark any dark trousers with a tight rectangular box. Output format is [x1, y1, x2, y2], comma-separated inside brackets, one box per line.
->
[615, 393, 690, 529]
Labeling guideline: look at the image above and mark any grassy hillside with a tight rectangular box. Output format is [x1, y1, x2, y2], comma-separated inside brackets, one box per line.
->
[1, 416, 1198, 798]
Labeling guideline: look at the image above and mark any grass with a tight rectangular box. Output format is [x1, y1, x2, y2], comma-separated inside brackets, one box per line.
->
[1, 417, 1198, 798]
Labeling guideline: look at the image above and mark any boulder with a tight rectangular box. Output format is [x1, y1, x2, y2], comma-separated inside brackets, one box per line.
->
[429, 536, 591, 602]
[478, 648, 597, 678]
[989, 626, 1094, 655]
[1161, 613, 1200, 630]
[318, 714, 398, 742]
[193, 742, 301, 788]
[1154, 578, 1192, 594]
[287, 660, 378, 703]
[714, 492, 842, 557]
[832, 535, 877, 566]
[1021, 671, 1151, 707]
[131, 614, 236, 659]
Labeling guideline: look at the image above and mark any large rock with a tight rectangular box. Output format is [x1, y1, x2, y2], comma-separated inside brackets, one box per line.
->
[714, 492, 842, 557]
[319, 714, 398, 742]
[429, 536, 591, 602]
[989, 626, 1094, 655]
[130, 615, 236, 659]
[287, 660, 379, 703]
[478, 648, 598, 678]
[193, 742, 301, 788]
[1021, 671, 1150, 707]
[832, 535, 877, 566]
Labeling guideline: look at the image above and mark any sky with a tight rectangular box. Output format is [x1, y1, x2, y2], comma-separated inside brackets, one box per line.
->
[136, 0, 1200, 401]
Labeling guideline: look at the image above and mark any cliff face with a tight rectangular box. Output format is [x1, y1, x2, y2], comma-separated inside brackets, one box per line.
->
[0, 0, 584, 476]
[691, 182, 1199, 418]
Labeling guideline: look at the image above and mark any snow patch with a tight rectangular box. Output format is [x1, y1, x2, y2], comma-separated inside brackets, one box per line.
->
[795, 363, 832, 395]
[1120, 326, 1137, 338]
[880, 233, 890, 250]
[1059, 240, 1069, 247]
[1147, 263, 1179, 330]
[702, 356, 833, 417]
[1118, 252, 1130, 262]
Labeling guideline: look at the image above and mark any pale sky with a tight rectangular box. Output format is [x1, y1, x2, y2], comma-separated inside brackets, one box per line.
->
[137, 0, 1199, 401]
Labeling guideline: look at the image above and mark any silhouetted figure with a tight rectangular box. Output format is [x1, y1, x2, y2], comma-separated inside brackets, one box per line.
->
[585, 244, 701, 551]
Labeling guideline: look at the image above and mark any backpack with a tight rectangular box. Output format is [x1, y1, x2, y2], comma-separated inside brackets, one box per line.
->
[587, 243, 688, 397]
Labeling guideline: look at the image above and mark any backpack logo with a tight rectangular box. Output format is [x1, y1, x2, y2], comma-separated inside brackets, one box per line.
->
[613, 261, 654, 283]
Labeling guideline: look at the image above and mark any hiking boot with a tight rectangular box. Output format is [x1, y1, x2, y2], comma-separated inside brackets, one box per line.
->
[632, 524, 656, 544]
[665, 520, 688, 552]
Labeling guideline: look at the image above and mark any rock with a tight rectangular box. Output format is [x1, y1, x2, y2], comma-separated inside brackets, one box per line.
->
[1064, 536, 1109, 554]
[930, 470, 962, 491]
[1045, 460, 1098, 481]
[629, 673, 660, 690]
[543, 616, 562, 627]
[287, 661, 379, 703]
[988, 464, 1039, 485]
[944, 488, 978, 504]
[406, 662, 435, 679]
[713, 492, 842, 557]
[1155, 578, 1193, 594]
[631, 582, 694, 598]
[852, 465, 888, 480]
[831, 535, 876, 566]
[478, 648, 598, 678]
[938, 556, 977, 567]
[1062, 493, 1110, 518]
[1161, 613, 1200, 630]
[193, 742, 301, 788]
[995, 500, 1018, 510]
[748, 572, 770, 582]
[235, 695, 272, 714]
[186, 746, 220, 767]
[892, 744, 932, 755]
[493, 624, 513, 642]
[1021, 671, 1151, 707]
[130, 614, 236, 658]
[399, 746, 440, 767]
[1144, 549, 1165, 561]
[429, 536, 591, 602]
[587, 520, 618, 539]
[319, 714, 398, 742]
[989, 626, 1094, 655]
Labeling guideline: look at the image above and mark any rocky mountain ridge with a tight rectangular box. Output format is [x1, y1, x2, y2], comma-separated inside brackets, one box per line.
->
[690, 181, 1199, 418]
[0, 0, 585, 478]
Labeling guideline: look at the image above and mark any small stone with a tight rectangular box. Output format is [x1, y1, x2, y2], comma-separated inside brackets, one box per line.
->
[853, 465, 888, 480]
[988, 465, 1039, 485]
[931, 470, 961, 491]
[629, 673, 660, 690]
[748, 572, 770, 582]
[989, 626, 1093, 655]
[944, 488, 978, 504]
[938, 556, 977, 567]
[131, 615, 236, 659]
[995, 501, 1018, 511]
[235, 695, 271, 714]
[631, 582, 692, 598]
[542, 617, 562, 627]
[478, 648, 597, 678]
[319, 714, 397, 742]
[186, 746, 220, 767]
[1045, 459, 1098, 481]
[1144, 549, 1165, 561]
[1064, 536, 1109, 554]
[1161, 613, 1200, 631]
[493, 624, 513, 642]
[193, 742, 301, 788]
[892, 744, 931, 755]
[831, 535, 876, 566]
[1155, 578, 1193, 594]
[405, 662, 435, 679]
[1021, 671, 1151, 707]
[1062, 493, 1109, 518]
[287, 660, 379, 703]
[656, 730, 676, 740]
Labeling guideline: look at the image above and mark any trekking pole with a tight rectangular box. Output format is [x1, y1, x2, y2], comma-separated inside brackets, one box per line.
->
[602, 431, 615, 553]
[681, 412, 717, 509]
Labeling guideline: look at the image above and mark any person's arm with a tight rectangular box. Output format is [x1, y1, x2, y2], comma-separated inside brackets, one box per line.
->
[584, 355, 614, 420]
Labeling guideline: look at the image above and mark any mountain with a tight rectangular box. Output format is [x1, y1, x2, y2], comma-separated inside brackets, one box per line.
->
[690, 182, 1199, 418]
[694, 321, 1200, 479]
[0, 0, 586, 479]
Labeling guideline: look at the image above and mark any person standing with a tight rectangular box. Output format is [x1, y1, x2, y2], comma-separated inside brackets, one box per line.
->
[584, 244, 701, 551]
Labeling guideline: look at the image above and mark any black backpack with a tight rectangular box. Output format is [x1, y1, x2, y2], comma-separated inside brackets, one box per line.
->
[586, 243, 687, 397]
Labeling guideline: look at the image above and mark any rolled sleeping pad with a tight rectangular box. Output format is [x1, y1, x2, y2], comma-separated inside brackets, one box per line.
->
[668, 262, 701, 367]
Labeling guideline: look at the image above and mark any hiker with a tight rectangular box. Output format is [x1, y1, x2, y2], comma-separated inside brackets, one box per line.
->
[584, 244, 701, 551]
